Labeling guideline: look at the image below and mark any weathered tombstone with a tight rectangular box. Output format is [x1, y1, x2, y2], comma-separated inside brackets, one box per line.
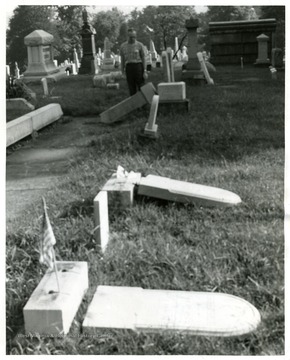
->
[41, 77, 49, 96]
[181, 18, 205, 85]
[181, 46, 188, 61]
[271, 48, 284, 68]
[79, 8, 99, 74]
[6, 65, 10, 76]
[71, 63, 77, 75]
[197, 52, 214, 85]
[149, 39, 157, 61]
[23, 30, 64, 82]
[255, 33, 270, 66]
[93, 191, 109, 252]
[162, 51, 171, 82]
[102, 37, 115, 70]
[82, 286, 261, 336]
[73, 48, 80, 70]
[158, 82, 186, 101]
[144, 95, 159, 138]
[14, 62, 20, 79]
[167, 47, 175, 82]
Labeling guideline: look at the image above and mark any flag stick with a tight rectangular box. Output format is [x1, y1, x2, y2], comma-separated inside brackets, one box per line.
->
[52, 248, 60, 293]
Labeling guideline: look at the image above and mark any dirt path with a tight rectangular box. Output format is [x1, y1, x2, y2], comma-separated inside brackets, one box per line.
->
[6, 116, 104, 222]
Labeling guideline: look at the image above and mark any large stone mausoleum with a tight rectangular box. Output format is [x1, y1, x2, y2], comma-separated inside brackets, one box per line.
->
[209, 18, 277, 65]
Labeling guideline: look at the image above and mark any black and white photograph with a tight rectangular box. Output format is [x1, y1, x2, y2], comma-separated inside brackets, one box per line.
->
[4, 2, 287, 356]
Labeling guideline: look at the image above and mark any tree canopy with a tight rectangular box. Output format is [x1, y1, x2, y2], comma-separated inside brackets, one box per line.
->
[6, 5, 285, 72]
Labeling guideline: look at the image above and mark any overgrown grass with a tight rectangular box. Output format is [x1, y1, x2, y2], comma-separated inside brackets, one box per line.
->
[6, 65, 285, 355]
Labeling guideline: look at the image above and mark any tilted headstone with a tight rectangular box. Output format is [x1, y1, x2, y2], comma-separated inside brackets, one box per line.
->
[197, 52, 214, 85]
[144, 94, 159, 137]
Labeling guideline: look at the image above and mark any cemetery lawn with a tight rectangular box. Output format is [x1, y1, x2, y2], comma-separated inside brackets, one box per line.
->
[6, 66, 284, 355]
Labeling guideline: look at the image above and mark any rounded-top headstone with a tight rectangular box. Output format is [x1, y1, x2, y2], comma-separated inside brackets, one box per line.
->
[24, 30, 54, 46]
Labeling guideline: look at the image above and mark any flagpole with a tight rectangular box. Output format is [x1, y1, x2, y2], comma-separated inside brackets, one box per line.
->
[52, 248, 60, 293]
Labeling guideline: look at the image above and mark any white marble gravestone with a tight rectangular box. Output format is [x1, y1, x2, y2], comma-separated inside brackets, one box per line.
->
[83, 286, 261, 336]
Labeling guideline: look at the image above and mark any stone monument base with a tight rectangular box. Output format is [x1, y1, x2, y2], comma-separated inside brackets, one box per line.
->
[181, 70, 206, 85]
[22, 69, 67, 83]
[254, 59, 271, 67]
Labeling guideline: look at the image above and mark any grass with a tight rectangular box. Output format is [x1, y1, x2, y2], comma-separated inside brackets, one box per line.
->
[6, 65, 285, 355]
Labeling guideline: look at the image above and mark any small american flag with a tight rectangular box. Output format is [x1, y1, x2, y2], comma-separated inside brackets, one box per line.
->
[39, 197, 56, 270]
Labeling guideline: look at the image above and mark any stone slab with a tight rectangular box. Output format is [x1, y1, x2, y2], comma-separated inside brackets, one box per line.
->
[23, 261, 88, 335]
[6, 98, 35, 111]
[157, 82, 186, 101]
[138, 174, 241, 206]
[6, 104, 63, 147]
[100, 91, 146, 124]
[93, 191, 109, 252]
[82, 286, 261, 336]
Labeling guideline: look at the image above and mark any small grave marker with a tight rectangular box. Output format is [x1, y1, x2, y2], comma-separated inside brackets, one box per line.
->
[23, 261, 88, 335]
[41, 77, 49, 97]
[144, 95, 159, 138]
[93, 191, 109, 252]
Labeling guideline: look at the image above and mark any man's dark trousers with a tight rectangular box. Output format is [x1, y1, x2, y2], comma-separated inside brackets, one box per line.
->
[125, 63, 144, 96]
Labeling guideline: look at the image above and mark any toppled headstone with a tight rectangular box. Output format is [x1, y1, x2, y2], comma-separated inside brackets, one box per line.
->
[100, 82, 156, 124]
[23, 261, 88, 335]
[138, 174, 241, 206]
[83, 285, 261, 336]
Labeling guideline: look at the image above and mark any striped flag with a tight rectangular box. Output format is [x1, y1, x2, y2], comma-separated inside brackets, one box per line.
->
[39, 197, 56, 270]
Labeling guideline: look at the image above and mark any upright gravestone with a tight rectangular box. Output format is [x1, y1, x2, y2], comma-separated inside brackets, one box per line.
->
[255, 33, 270, 66]
[73, 48, 80, 70]
[181, 18, 205, 85]
[23, 30, 64, 82]
[149, 39, 158, 62]
[79, 8, 99, 74]
[101, 37, 115, 71]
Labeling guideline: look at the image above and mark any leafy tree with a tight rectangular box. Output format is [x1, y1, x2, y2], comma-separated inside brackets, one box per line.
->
[206, 6, 252, 22]
[260, 6, 285, 48]
[128, 6, 196, 52]
[52, 6, 83, 62]
[91, 7, 126, 52]
[6, 6, 54, 72]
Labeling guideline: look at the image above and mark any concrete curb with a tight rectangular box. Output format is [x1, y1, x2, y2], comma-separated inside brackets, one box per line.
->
[6, 103, 63, 147]
[6, 98, 35, 111]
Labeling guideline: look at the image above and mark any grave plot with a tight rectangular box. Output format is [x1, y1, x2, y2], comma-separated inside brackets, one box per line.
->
[82, 286, 261, 336]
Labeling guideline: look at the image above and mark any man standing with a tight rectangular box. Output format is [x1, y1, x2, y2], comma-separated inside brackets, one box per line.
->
[120, 28, 147, 96]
